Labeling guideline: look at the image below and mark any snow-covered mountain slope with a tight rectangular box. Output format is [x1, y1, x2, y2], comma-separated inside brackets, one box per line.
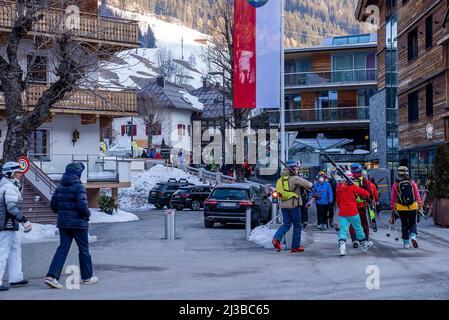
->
[99, 5, 210, 90]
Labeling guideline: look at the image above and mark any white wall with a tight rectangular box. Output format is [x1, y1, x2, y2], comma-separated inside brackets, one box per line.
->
[112, 109, 194, 153]
[0, 114, 100, 173]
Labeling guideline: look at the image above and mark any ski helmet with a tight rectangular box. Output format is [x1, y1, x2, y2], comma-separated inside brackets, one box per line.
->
[351, 163, 363, 173]
[398, 166, 409, 177]
[2, 162, 23, 178]
[286, 160, 300, 170]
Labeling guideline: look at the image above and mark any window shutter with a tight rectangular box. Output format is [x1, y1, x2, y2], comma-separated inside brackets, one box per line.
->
[132, 125, 137, 136]
[121, 125, 126, 136]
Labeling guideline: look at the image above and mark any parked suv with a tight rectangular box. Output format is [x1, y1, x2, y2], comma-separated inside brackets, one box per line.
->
[170, 186, 212, 211]
[148, 178, 193, 209]
[203, 183, 272, 229]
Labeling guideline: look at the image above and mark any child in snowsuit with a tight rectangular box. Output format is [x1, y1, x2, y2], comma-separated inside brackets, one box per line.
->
[336, 180, 371, 256]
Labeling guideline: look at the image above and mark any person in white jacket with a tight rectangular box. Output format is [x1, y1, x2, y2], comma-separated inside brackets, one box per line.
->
[0, 162, 32, 292]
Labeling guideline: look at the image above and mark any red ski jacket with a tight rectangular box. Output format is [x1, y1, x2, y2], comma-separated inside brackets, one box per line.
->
[337, 182, 371, 217]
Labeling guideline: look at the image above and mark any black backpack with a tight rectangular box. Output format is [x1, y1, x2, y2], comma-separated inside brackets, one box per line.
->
[397, 179, 416, 206]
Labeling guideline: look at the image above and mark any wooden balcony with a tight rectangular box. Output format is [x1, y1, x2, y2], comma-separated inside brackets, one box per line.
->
[1, 85, 138, 116]
[0, 1, 139, 49]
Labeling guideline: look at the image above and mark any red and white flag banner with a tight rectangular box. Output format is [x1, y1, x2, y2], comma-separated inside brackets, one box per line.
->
[233, 0, 282, 109]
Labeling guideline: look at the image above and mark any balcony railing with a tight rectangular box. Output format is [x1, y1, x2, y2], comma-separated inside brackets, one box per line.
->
[1, 85, 137, 115]
[285, 69, 377, 88]
[268, 107, 370, 124]
[0, 2, 139, 47]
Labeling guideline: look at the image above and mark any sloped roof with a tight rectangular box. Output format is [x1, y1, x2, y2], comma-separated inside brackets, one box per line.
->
[139, 79, 203, 113]
[191, 84, 233, 119]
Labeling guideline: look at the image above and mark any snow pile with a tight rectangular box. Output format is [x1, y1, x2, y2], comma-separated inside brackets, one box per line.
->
[89, 209, 140, 224]
[19, 224, 58, 242]
[119, 164, 202, 209]
[248, 226, 277, 249]
[181, 91, 204, 111]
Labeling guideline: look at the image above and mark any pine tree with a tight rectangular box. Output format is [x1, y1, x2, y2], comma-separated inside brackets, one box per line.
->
[146, 25, 157, 48]
[434, 144, 449, 199]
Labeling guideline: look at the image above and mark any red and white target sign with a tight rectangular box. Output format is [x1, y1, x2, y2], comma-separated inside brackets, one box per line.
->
[18, 156, 31, 174]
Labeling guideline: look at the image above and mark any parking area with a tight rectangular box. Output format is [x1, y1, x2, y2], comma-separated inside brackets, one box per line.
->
[2, 208, 449, 300]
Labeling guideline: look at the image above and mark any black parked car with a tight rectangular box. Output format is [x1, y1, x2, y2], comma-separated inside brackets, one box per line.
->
[170, 186, 212, 211]
[148, 178, 194, 209]
[203, 183, 272, 229]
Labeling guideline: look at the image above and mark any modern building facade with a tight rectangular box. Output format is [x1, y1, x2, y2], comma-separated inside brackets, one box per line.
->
[357, 0, 449, 186]
[269, 34, 378, 170]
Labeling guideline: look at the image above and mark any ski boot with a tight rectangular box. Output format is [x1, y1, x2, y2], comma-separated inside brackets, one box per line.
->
[360, 240, 370, 252]
[403, 239, 411, 249]
[410, 233, 419, 248]
[339, 240, 346, 256]
[352, 240, 360, 249]
[0, 285, 9, 292]
[272, 239, 282, 252]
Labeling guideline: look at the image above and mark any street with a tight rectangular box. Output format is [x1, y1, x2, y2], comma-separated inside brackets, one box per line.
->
[2, 208, 449, 300]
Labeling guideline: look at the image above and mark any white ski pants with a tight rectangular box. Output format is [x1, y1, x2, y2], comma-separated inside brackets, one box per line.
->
[0, 231, 24, 284]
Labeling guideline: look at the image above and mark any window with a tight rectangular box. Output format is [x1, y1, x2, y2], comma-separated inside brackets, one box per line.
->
[27, 54, 48, 84]
[426, 83, 433, 117]
[408, 91, 419, 122]
[29, 130, 50, 161]
[146, 123, 161, 136]
[408, 28, 418, 61]
[121, 125, 137, 136]
[188, 125, 192, 137]
[425, 15, 433, 49]
[177, 124, 186, 136]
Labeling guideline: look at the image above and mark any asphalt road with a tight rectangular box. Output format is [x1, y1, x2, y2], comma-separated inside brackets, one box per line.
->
[2, 208, 449, 300]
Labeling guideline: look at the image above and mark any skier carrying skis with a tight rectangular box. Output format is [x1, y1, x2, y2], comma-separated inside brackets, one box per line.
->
[272, 160, 313, 253]
[348, 163, 376, 249]
[336, 177, 372, 256]
[390, 166, 423, 249]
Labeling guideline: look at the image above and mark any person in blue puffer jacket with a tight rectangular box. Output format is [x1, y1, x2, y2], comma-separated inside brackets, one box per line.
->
[45, 163, 98, 289]
[312, 171, 333, 231]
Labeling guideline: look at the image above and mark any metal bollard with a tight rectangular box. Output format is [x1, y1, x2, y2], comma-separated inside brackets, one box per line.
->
[245, 208, 252, 240]
[165, 209, 176, 240]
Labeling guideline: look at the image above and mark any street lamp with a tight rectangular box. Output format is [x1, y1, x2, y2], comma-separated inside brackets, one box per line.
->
[208, 70, 227, 169]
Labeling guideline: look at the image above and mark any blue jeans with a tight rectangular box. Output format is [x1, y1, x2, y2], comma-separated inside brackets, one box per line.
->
[274, 207, 302, 248]
[47, 228, 93, 281]
[339, 215, 366, 242]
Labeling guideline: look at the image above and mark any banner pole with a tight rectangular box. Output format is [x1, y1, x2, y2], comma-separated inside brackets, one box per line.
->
[280, 0, 286, 163]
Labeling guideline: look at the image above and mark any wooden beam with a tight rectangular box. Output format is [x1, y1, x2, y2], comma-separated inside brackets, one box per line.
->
[81, 114, 98, 125]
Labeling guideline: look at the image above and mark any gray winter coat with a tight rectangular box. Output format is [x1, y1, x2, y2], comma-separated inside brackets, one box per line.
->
[0, 177, 27, 231]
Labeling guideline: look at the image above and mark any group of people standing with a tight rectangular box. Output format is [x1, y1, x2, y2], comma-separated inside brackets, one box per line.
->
[272, 160, 423, 256]
[0, 162, 98, 291]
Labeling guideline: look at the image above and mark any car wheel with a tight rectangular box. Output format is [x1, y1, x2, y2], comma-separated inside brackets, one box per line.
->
[154, 204, 164, 210]
[204, 219, 215, 228]
[251, 211, 262, 230]
[191, 200, 201, 211]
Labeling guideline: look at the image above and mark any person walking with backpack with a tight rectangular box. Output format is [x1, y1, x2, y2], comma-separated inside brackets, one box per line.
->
[312, 171, 333, 231]
[272, 161, 313, 253]
[390, 166, 423, 249]
[0, 162, 32, 292]
[45, 163, 98, 289]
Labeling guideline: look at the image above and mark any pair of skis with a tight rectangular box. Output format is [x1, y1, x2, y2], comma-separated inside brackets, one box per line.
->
[322, 153, 378, 233]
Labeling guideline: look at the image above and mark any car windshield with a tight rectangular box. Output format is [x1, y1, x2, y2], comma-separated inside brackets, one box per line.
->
[178, 187, 193, 194]
[210, 188, 249, 200]
[153, 183, 164, 191]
